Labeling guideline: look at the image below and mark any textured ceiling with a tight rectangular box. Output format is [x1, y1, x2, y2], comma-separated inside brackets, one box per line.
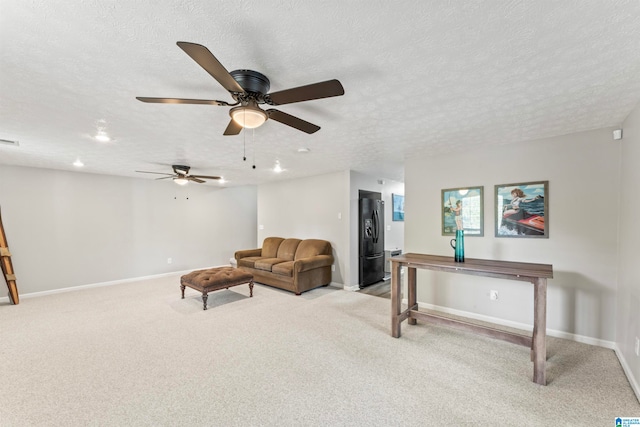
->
[1, 1, 640, 187]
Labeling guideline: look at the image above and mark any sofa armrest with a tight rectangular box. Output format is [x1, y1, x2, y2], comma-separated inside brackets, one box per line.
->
[235, 248, 262, 261]
[294, 255, 334, 273]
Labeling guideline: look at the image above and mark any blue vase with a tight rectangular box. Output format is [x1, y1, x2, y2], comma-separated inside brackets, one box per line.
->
[450, 230, 465, 262]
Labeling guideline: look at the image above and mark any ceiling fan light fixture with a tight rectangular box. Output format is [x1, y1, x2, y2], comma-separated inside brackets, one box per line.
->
[173, 177, 189, 185]
[230, 103, 267, 129]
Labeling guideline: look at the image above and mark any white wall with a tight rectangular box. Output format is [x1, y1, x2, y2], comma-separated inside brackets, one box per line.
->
[0, 165, 257, 295]
[618, 103, 640, 394]
[348, 171, 404, 287]
[0, 165, 402, 296]
[405, 128, 621, 344]
[256, 171, 349, 285]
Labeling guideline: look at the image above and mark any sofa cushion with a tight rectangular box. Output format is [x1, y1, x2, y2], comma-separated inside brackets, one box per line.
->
[272, 261, 294, 277]
[277, 238, 302, 261]
[295, 239, 331, 259]
[237, 256, 263, 269]
[262, 237, 284, 258]
[254, 258, 286, 272]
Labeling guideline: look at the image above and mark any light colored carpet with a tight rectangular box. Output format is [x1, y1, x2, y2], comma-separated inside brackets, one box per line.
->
[1, 274, 638, 426]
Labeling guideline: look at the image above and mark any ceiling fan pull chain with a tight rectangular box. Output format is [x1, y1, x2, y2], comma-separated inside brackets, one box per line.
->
[243, 124, 247, 161]
[252, 128, 256, 170]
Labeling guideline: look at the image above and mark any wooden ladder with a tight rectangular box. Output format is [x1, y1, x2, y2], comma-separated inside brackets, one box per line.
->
[0, 207, 19, 304]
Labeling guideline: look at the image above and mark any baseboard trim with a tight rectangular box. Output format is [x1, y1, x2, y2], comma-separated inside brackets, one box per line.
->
[413, 301, 616, 349]
[343, 284, 360, 292]
[0, 265, 226, 303]
[614, 344, 640, 403]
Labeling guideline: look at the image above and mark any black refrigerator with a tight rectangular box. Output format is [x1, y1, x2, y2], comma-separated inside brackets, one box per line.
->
[359, 198, 385, 287]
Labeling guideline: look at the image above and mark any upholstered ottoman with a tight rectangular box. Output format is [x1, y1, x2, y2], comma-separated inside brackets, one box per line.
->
[180, 267, 254, 310]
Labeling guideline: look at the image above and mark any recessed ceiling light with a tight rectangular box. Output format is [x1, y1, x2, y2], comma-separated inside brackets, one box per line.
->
[297, 147, 310, 153]
[94, 131, 111, 143]
[73, 159, 84, 167]
[94, 119, 112, 142]
[273, 161, 283, 173]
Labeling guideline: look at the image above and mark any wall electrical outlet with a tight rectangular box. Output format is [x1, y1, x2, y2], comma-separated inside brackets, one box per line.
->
[635, 337, 639, 357]
[167, 258, 172, 264]
[489, 290, 499, 301]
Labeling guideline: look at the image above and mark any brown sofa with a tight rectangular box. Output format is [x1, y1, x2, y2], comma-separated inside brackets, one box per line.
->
[234, 237, 333, 295]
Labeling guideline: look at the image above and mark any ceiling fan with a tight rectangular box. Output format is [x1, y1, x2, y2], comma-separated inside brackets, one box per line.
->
[135, 165, 220, 185]
[136, 42, 345, 135]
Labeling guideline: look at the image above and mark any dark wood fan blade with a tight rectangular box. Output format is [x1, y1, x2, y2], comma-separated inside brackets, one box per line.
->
[135, 170, 173, 176]
[267, 79, 344, 106]
[155, 176, 174, 180]
[223, 119, 243, 135]
[176, 42, 245, 94]
[188, 177, 206, 184]
[136, 97, 227, 105]
[266, 109, 320, 134]
[190, 175, 221, 180]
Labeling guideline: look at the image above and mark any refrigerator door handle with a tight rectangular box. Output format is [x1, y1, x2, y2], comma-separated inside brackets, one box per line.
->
[372, 210, 376, 243]
[373, 209, 379, 243]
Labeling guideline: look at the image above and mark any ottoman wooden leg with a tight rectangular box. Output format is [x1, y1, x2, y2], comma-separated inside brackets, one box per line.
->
[249, 280, 254, 297]
[180, 284, 186, 299]
[202, 292, 208, 310]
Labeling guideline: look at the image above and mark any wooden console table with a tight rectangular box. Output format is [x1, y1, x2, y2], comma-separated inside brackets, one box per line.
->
[390, 253, 553, 385]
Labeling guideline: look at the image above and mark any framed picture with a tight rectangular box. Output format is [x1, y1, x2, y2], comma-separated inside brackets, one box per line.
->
[441, 186, 484, 236]
[495, 181, 549, 238]
[392, 194, 404, 221]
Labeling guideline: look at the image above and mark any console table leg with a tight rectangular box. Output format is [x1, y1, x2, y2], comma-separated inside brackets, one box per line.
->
[408, 267, 417, 326]
[533, 278, 547, 385]
[391, 261, 402, 338]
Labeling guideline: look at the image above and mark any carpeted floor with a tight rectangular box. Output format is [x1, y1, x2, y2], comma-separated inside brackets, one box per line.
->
[1, 273, 638, 426]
